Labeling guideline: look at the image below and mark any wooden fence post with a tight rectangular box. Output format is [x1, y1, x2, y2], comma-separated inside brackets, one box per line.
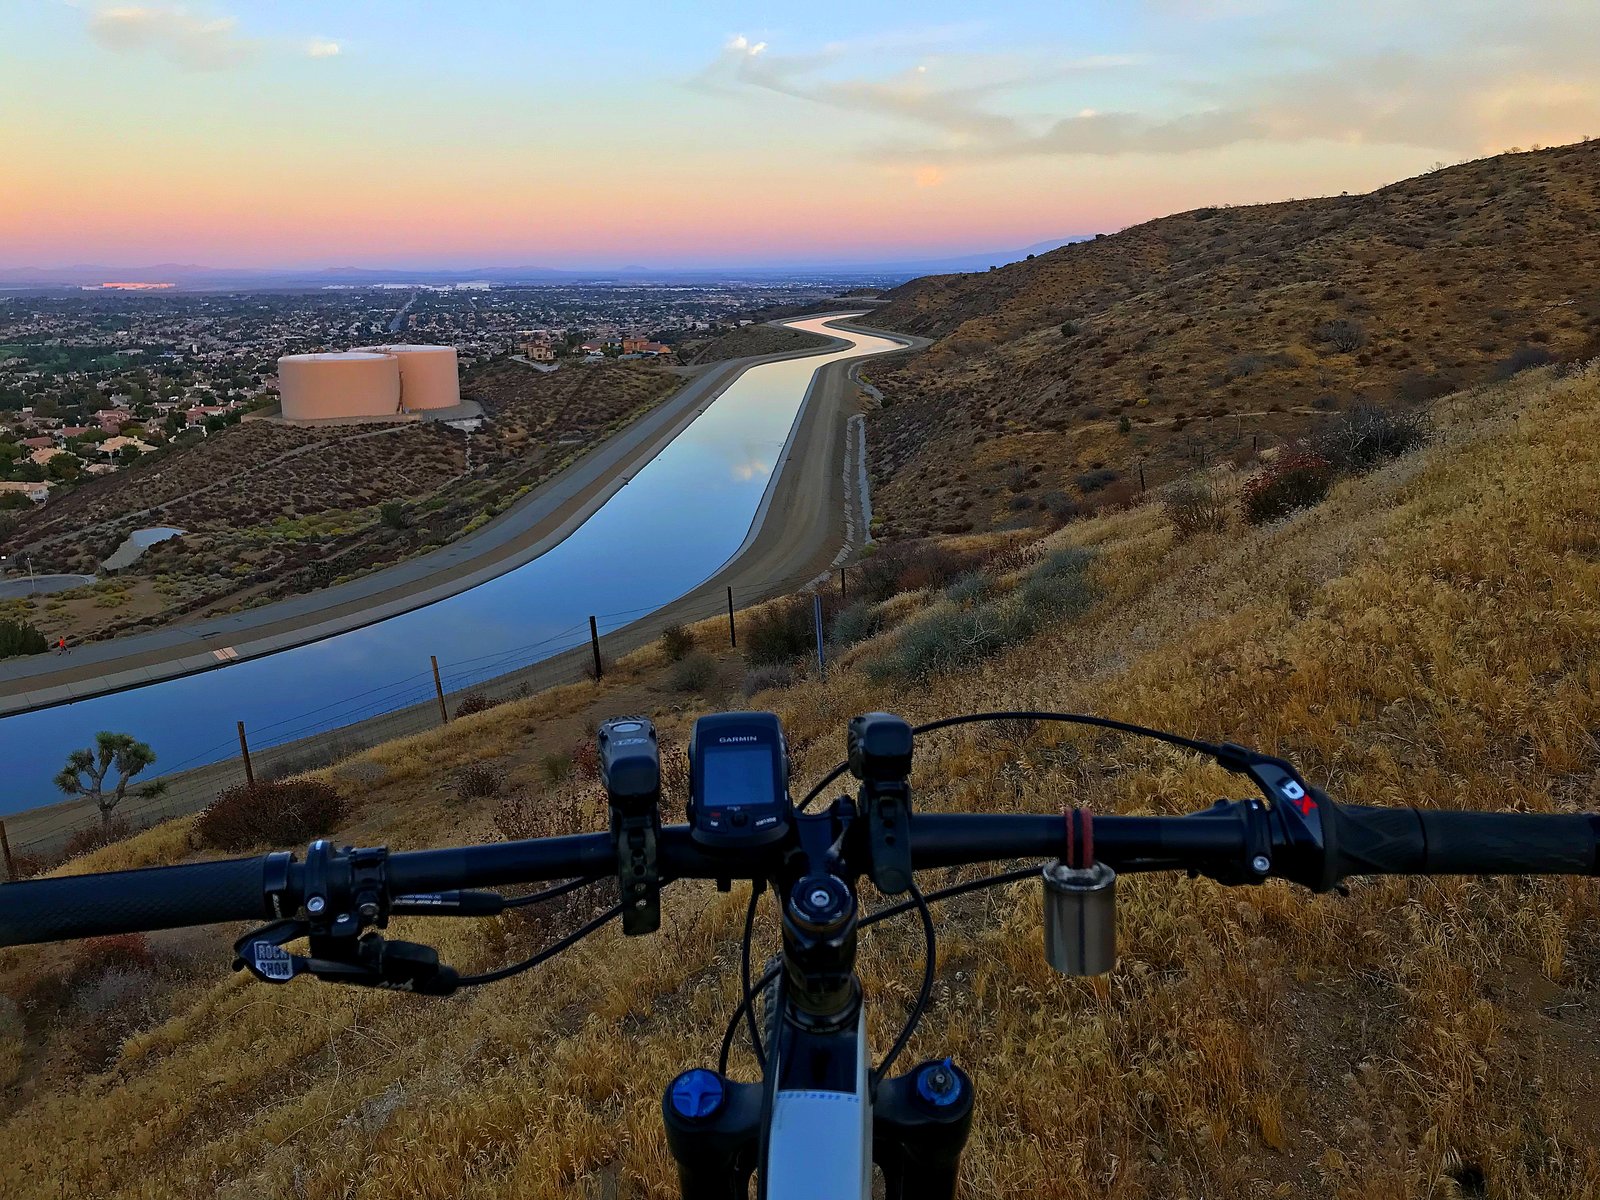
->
[0, 819, 13, 882]
[1139, 464, 1147, 492]
[589, 616, 604, 680]
[237, 721, 254, 786]
[431, 655, 449, 724]
[726, 586, 736, 648]
[840, 566, 848, 602]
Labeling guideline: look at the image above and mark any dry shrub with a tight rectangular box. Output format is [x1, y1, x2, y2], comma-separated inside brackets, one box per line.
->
[62, 818, 133, 861]
[742, 664, 794, 696]
[1310, 405, 1430, 472]
[10, 934, 154, 1028]
[540, 752, 571, 785]
[854, 543, 984, 605]
[491, 789, 541, 841]
[454, 763, 500, 801]
[743, 596, 821, 666]
[453, 692, 501, 718]
[670, 651, 718, 693]
[658, 623, 695, 662]
[570, 738, 600, 780]
[1162, 478, 1231, 538]
[1241, 450, 1334, 523]
[193, 778, 346, 851]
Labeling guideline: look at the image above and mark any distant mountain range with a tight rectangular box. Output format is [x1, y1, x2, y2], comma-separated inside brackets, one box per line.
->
[0, 241, 1089, 291]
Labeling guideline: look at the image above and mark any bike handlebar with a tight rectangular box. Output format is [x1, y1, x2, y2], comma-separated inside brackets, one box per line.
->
[1, 802, 1595, 948]
[1325, 803, 1597, 881]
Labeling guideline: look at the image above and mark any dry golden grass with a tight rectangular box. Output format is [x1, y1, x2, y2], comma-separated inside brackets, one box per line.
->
[1, 364, 1598, 1197]
[868, 140, 1600, 538]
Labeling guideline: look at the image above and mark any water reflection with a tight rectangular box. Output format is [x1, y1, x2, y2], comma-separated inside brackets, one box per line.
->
[0, 317, 903, 809]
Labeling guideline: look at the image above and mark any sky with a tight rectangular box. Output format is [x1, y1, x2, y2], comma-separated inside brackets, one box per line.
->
[3, 0, 1599, 270]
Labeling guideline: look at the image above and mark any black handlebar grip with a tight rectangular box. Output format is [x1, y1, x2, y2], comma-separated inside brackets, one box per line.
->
[1324, 803, 1598, 887]
[0, 856, 279, 946]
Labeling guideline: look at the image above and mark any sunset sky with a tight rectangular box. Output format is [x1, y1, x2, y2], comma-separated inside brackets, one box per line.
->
[4, 0, 1599, 269]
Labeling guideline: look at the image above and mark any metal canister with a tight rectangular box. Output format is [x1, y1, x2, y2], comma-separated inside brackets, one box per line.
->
[1041, 860, 1116, 976]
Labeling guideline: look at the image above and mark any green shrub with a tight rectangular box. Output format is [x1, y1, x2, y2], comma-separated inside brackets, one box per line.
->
[871, 550, 1094, 681]
[1074, 468, 1119, 494]
[1015, 549, 1095, 621]
[1241, 451, 1334, 524]
[830, 600, 883, 646]
[659, 623, 695, 662]
[0, 617, 47, 659]
[670, 651, 718, 693]
[1495, 345, 1554, 378]
[944, 572, 993, 608]
[742, 664, 793, 696]
[195, 779, 346, 851]
[540, 752, 572, 784]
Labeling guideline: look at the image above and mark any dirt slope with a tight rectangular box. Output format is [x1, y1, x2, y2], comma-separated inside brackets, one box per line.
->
[865, 140, 1600, 537]
[1, 359, 1597, 1198]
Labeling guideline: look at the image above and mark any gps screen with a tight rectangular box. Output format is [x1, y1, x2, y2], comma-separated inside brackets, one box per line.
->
[701, 744, 778, 806]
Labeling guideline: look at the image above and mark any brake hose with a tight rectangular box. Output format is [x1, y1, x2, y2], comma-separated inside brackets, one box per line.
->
[796, 710, 1227, 811]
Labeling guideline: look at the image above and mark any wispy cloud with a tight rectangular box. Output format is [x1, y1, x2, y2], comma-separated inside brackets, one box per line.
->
[82, 4, 343, 70]
[695, 8, 1600, 165]
[86, 5, 258, 70]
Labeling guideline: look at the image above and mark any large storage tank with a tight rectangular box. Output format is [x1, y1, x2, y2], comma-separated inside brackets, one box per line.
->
[278, 352, 401, 421]
[356, 344, 460, 411]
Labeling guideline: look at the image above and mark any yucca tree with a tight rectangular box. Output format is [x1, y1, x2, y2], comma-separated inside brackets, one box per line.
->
[54, 732, 157, 827]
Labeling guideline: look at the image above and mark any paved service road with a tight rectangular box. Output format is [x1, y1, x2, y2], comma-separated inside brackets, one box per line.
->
[0, 574, 97, 600]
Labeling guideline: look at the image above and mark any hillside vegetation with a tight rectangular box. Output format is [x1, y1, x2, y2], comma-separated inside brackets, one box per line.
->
[0, 360, 1596, 1197]
[0, 362, 681, 644]
[680, 322, 833, 365]
[866, 140, 1600, 538]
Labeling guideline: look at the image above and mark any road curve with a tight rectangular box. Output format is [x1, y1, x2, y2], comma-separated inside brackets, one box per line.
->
[0, 315, 922, 716]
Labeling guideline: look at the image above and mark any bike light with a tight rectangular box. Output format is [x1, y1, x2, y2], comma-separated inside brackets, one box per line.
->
[1042, 860, 1116, 976]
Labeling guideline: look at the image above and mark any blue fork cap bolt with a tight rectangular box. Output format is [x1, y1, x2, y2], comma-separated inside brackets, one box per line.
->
[670, 1068, 726, 1120]
[915, 1058, 965, 1108]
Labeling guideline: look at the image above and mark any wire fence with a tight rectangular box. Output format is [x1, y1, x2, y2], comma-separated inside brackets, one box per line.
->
[0, 560, 837, 876]
[0, 423, 1298, 878]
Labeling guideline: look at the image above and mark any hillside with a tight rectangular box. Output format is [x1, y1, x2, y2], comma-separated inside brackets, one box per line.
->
[680, 322, 833, 365]
[1, 359, 1596, 1197]
[0, 362, 681, 644]
[865, 140, 1600, 538]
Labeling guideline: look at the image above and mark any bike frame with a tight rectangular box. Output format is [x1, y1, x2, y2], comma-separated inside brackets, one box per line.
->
[662, 858, 974, 1199]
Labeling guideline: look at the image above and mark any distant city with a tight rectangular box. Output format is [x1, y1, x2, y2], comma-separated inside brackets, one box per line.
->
[0, 281, 858, 500]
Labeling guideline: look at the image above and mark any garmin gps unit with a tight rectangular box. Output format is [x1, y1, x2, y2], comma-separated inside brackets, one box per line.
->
[687, 711, 792, 848]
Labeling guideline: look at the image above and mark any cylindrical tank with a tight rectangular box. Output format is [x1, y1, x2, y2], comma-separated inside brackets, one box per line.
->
[277, 352, 401, 421]
[355, 344, 460, 411]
